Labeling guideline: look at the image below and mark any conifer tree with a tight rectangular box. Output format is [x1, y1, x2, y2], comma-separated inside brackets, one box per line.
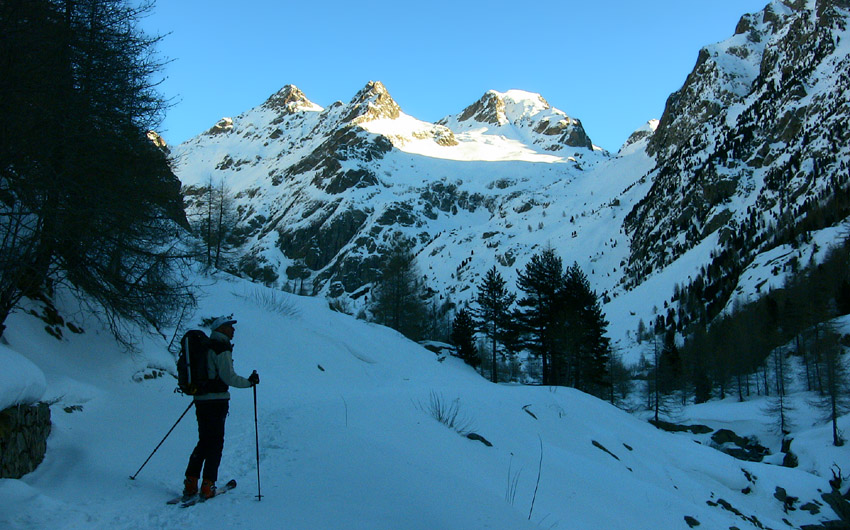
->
[0, 0, 193, 345]
[186, 177, 238, 270]
[472, 265, 515, 383]
[647, 324, 681, 422]
[682, 324, 714, 404]
[515, 250, 612, 390]
[764, 348, 795, 436]
[657, 329, 682, 393]
[515, 248, 566, 385]
[606, 351, 633, 406]
[370, 237, 428, 341]
[812, 323, 850, 446]
[450, 307, 479, 368]
[562, 262, 611, 395]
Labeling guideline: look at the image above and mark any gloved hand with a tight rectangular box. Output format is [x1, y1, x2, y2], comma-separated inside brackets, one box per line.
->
[248, 371, 259, 386]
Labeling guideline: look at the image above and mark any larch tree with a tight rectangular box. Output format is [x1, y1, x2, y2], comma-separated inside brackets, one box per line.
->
[0, 0, 194, 347]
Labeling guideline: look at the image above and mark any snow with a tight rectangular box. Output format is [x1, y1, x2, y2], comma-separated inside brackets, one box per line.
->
[361, 112, 565, 163]
[723, 223, 849, 315]
[163, 0, 850, 378]
[10, 4, 848, 524]
[0, 272, 847, 529]
[0, 345, 46, 410]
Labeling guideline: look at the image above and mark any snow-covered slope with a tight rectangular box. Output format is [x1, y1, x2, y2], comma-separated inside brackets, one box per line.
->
[169, 0, 850, 368]
[628, 0, 850, 286]
[169, 80, 618, 317]
[0, 273, 847, 529]
[155, 1, 850, 407]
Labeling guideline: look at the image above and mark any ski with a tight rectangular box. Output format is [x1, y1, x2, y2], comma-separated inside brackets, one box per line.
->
[166, 493, 196, 505]
[179, 479, 237, 508]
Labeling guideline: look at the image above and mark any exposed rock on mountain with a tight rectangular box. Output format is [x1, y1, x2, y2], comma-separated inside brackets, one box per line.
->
[620, 120, 658, 154]
[262, 84, 320, 115]
[172, 0, 850, 345]
[625, 0, 850, 305]
[342, 81, 401, 124]
[440, 89, 596, 151]
[173, 81, 612, 307]
[205, 117, 233, 136]
[455, 90, 508, 125]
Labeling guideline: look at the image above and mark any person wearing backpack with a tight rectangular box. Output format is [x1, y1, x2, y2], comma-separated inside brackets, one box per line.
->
[182, 316, 260, 500]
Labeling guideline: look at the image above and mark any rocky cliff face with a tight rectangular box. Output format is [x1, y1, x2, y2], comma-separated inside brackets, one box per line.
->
[625, 0, 850, 287]
[172, 0, 850, 332]
[172, 81, 610, 304]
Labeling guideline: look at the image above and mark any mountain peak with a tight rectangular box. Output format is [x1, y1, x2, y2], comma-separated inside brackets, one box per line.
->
[619, 120, 659, 154]
[447, 89, 593, 150]
[262, 85, 320, 114]
[454, 89, 553, 127]
[343, 81, 401, 124]
[456, 90, 508, 125]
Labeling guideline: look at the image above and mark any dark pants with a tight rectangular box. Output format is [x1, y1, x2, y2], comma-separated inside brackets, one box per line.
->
[185, 399, 229, 482]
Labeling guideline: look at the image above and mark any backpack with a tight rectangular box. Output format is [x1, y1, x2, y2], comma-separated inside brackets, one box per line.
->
[176, 329, 228, 396]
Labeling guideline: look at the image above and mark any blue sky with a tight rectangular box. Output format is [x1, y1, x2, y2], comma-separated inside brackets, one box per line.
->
[141, 0, 770, 152]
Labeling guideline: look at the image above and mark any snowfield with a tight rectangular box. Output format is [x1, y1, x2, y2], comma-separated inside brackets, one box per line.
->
[1, 272, 848, 529]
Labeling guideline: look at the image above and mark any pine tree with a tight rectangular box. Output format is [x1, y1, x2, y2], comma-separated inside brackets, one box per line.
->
[499, 313, 524, 382]
[636, 319, 647, 344]
[370, 237, 429, 341]
[562, 262, 611, 395]
[450, 307, 479, 368]
[647, 327, 681, 422]
[682, 324, 713, 404]
[657, 328, 682, 397]
[515, 248, 566, 385]
[472, 265, 515, 383]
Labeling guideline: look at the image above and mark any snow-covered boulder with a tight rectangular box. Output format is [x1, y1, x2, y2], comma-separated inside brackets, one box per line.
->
[0, 345, 49, 479]
[0, 345, 46, 410]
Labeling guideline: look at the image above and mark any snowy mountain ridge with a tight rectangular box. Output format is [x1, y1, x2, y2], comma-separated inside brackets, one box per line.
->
[171, 0, 850, 359]
[436, 88, 598, 153]
[171, 77, 615, 315]
[628, 0, 850, 287]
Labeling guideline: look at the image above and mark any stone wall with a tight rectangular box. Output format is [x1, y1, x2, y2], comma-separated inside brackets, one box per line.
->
[0, 402, 51, 479]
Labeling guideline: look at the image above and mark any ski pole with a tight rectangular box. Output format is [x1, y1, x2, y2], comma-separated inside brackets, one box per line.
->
[253, 375, 263, 500]
[130, 400, 195, 480]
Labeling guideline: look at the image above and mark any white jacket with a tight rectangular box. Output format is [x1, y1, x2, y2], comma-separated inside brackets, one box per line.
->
[193, 331, 252, 401]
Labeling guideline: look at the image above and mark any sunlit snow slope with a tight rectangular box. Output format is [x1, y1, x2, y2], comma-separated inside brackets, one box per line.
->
[0, 273, 843, 529]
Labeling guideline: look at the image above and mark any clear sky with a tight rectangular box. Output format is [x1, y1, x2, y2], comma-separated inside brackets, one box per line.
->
[140, 0, 771, 152]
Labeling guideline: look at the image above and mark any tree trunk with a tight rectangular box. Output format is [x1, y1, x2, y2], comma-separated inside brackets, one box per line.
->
[215, 192, 224, 269]
[491, 323, 497, 384]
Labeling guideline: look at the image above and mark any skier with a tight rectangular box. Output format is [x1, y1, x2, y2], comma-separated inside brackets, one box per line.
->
[182, 316, 260, 500]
